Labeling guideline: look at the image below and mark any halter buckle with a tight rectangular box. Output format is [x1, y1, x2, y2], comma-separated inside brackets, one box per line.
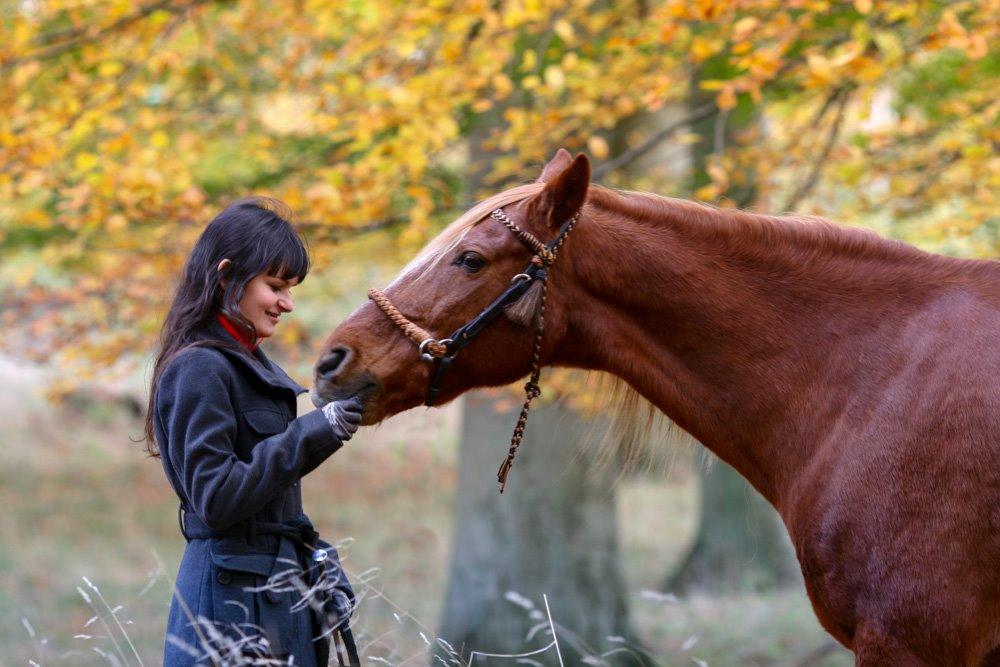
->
[510, 273, 531, 285]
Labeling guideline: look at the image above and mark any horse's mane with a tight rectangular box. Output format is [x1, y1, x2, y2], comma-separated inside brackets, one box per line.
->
[586, 185, 930, 265]
[410, 181, 931, 281]
[586, 372, 699, 476]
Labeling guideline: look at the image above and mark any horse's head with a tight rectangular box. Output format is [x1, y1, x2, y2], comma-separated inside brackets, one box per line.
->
[312, 150, 591, 424]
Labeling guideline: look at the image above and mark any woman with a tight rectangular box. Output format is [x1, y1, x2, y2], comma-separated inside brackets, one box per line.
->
[145, 197, 362, 666]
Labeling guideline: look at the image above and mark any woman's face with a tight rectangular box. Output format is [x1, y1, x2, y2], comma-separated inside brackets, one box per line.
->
[238, 273, 299, 338]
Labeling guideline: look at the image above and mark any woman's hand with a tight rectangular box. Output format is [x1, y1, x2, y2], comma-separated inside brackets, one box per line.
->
[320, 396, 364, 442]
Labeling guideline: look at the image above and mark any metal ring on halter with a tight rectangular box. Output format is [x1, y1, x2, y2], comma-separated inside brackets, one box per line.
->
[419, 337, 453, 362]
[510, 273, 531, 285]
[418, 338, 437, 362]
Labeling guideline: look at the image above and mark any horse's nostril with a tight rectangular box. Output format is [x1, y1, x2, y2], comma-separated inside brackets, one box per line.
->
[317, 346, 350, 378]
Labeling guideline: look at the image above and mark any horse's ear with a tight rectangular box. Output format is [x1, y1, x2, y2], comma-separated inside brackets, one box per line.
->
[538, 148, 574, 183]
[529, 153, 590, 229]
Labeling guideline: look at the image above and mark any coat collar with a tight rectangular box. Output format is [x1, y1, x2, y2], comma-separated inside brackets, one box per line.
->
[196, 320, 307, 396]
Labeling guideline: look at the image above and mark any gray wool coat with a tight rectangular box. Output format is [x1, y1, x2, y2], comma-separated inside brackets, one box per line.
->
[155, 321, 353, 665]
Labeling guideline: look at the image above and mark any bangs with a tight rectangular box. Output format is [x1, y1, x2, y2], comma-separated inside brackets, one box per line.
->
[261, 218, 311, 282]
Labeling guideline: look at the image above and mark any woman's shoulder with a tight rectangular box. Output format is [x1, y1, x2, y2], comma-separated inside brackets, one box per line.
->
[159, 344, 235, 388]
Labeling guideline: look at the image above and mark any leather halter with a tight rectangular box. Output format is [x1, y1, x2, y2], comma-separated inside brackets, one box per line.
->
[367, 207, 580, 490]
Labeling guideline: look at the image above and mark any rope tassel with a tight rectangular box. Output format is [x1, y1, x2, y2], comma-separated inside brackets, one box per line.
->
[497, 378, 542, 492]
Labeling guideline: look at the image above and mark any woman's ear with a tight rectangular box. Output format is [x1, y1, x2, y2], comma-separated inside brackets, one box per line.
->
[217, 258, 231, 288]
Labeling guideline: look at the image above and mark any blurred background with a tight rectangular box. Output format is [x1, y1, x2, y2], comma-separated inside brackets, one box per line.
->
[0, 0, 996, 664]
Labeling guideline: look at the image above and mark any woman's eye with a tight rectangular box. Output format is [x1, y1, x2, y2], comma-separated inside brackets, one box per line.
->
[455, 251, 486, 273]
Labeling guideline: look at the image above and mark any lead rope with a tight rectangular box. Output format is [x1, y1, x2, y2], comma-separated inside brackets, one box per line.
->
[497, 273, 547, 491]
[495, 208, 578, 492]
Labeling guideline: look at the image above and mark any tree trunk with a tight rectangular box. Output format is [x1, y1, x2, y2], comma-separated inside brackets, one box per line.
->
[437, 392, 638, 663]
[665, 460, 799, 594]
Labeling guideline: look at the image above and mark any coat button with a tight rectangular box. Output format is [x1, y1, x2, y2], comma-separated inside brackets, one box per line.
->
[217, 571, 232, 585]
[312, 548, 329, 563]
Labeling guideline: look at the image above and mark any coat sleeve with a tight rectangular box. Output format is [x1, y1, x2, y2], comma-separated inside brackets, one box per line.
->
[157, 348, 342, 530]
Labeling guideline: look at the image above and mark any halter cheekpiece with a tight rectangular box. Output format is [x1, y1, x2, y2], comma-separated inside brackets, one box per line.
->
[368, 207, 580, 491]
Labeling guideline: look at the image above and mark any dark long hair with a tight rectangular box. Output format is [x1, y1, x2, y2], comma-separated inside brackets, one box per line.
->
[143, 197, 310, 455]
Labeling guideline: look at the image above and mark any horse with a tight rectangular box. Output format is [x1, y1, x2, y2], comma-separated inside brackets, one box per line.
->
[312, 149, 1000, 665]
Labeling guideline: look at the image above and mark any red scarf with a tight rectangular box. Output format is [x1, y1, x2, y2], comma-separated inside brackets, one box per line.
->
[216, 314, 259, 352]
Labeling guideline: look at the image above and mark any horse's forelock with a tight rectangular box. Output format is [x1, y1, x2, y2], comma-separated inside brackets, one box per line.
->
[401, 182, 546, 281]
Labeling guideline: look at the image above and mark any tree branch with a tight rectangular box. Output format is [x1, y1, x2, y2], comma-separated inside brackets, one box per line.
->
[296, 215, 406, 241]
[782, 86, 848, 160]
[780, 90, 851, 212]
[895, 150, 961, 213]
[60, 11, 187, 132]
[1, 0, 212, 72]
[592, 101, 716, 182]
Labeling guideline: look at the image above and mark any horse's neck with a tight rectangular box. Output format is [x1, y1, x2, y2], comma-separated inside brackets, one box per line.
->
[555, 191, 934, 505]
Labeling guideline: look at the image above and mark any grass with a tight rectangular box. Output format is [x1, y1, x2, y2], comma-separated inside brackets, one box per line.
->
[0, 354, 851, 666]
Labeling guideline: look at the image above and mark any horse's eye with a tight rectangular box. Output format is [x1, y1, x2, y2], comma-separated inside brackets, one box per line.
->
[455, 251, 486, 273]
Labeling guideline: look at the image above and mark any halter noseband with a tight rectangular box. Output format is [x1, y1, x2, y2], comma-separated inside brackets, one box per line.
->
[368, 207, 580, 491]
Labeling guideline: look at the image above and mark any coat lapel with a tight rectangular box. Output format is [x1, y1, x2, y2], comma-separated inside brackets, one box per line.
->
[196, 320, 307, 396]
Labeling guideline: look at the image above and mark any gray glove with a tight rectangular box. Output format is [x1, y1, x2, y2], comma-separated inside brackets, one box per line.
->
[321, 396, 364, 442]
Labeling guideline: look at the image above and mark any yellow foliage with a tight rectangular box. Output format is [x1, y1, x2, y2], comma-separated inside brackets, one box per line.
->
[554, 19, 575, 43]
[716, 86, 737, 110]
[0, 0, 996, 370]
[691, 37, 720, 62]
[73, 153, 100, 173]
[543, 66, 565, 90]
[150, 131, 169, 149]
[587, 136, 609, 159]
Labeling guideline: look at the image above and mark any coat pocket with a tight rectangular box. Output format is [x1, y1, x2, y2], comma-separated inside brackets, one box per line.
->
[209, 542, 294, 656]
[239, 408, 287, 436]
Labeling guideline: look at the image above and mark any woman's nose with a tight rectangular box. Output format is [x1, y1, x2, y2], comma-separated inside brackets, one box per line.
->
[278, 296, 294, 313]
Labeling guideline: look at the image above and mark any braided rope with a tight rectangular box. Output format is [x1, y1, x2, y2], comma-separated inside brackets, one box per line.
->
[490, 209, 555, 265]
[368, 288, 447, 358]
[497, 273, 548, 491]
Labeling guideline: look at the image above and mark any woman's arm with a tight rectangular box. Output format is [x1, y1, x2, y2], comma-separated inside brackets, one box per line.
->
[157, 348, 354, 530]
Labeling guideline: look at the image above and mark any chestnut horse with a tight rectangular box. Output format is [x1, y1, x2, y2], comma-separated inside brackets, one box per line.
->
[313, 150, 1000, 664]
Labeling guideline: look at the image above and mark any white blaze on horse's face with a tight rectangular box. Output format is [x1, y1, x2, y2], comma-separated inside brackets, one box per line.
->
[313, 150, 592, 424]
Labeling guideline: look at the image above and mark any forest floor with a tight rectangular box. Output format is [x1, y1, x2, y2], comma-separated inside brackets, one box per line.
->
[0, 355, 851, 666]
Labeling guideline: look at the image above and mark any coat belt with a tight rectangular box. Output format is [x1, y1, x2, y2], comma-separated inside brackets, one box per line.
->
[178, 507, 361, 666]
[181, 509, 320, 549]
